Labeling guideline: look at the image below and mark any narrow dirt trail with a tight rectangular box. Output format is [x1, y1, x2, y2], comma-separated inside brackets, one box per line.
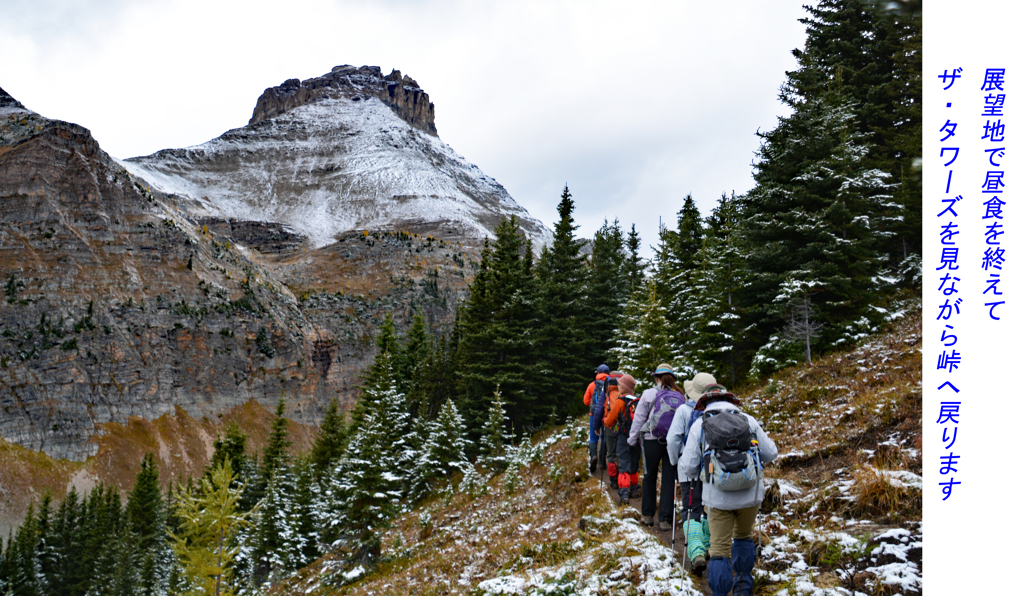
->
[596, 470, 713, 595]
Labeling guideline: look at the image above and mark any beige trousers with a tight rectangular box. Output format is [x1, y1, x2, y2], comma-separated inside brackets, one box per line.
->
[707, 505, 758, 558]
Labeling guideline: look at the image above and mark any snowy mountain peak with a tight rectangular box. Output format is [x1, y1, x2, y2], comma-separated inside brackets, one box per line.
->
[123, 66, 552, 249]
[249, 64, 436, 136]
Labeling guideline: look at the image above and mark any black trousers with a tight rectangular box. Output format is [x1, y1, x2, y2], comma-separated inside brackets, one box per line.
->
[679, 478, 704, 520]
[642, 438, 677, 522]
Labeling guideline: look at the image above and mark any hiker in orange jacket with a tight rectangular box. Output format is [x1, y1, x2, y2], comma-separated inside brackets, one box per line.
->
[584, 365, 611, 473]
[604, 374, 641, 503]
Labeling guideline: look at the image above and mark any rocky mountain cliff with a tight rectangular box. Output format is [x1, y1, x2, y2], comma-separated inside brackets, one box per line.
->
[122, 65, 551, 250]
[1, 66, 543, 464]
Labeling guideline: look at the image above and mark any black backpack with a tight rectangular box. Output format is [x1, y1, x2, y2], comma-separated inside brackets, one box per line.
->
[699, 408, 762, 491]
[615, 394, 639, 435]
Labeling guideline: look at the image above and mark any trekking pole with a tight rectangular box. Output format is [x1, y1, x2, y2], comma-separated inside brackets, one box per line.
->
[670, 480, 678, 554]
[684, 482, 693, 562]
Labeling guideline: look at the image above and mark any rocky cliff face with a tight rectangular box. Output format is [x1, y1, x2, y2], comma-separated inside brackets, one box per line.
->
[122, 65, 552, 250]
[1, 87, 474, 461]
[249, 65, 437, 135]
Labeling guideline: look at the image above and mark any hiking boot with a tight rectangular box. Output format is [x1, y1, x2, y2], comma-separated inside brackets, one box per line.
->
[691, 555, 707, 576]
[659, 520, 671, 531]
[641, 515, 655, 526]
[617, 487, 630, 505]
[609, 477, 619, 489]
[630, 485, 641, 498]
[589, 456, 598, 474]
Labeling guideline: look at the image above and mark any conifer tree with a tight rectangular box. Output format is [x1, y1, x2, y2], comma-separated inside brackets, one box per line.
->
[260, 399, 292, 481]
[325, 410, 397, 562]
[243, 468, 306, 589]
[309, 398, 347, 475]
[407, 333, 455, 421]
[586, 219, 626, 370]
[653, 194, 705, 362]
[622, 224, 646, 294]
[455, 215, 539, 435]
[350, 316, 399, 430]
[534, 186, 591, 420]
[611, 279, 674, 392]
[478, 385, 514, 476]
[416, 399, 471, 483]
[170, 462, 248, 596]
[742, 93, 896, 362]
[394, 309, 431, 397]
[678, 193, 752, 384]
[125, 453, 170, 596]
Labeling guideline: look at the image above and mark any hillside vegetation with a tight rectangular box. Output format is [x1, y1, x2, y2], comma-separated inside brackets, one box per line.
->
[275, 307, 921, 596]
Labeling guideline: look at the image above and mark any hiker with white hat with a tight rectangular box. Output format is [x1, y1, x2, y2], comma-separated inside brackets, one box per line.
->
[666, 371, 717, 575]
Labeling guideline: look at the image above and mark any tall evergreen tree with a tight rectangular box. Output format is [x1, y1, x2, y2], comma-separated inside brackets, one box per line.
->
[586, 219, 626, 370]
[309, 398, 347, 475]
[790, 0, 921, 266]
[679, 193, 752, 384]
[125, 453, 170, 596]
[653, 194, 705, 363]
[534, 186, 591, 421]
[261, 399, 291, 478]
[622, 224, 646, 294]
[455, 215, 539, 435]
[393, 309, 431, 397]
[741, 92, 896, 365]
[611, 279, 674, 392]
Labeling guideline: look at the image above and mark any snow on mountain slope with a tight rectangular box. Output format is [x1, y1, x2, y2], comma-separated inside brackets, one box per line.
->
[121, 67, 552, 250]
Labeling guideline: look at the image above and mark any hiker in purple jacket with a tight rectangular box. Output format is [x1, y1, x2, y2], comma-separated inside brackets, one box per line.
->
[627, 363, 684, 530]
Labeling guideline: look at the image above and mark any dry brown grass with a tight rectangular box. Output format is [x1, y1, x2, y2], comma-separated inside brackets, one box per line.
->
[276, 424, 612, 596]
[742, 308, 921, 471]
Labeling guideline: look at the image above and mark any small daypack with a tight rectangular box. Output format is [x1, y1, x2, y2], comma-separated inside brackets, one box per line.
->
[589, 378, 608, 417]
[699, 409, 763, 491]
[615, 394, 640, 436]
[642, 388, 688, 440]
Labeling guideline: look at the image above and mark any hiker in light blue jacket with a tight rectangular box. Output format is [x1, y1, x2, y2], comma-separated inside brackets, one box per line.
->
[679, 385, 778, 596]
[666, 371, 717, 575]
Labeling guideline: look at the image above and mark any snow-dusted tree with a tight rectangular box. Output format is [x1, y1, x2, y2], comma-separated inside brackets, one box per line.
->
[408, 399, 471, 502]
[742, 92, 897, 358]
[652, 194, 704, 355]
[478, 386, 514, 477]
[457, 463, 488, 497]
[611, 279, 675, 392]
[324, 409, 399, 563]
[677, 193, 752, 384]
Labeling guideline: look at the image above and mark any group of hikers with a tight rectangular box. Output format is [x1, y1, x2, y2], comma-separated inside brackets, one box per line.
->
[585, 363, 778, 596]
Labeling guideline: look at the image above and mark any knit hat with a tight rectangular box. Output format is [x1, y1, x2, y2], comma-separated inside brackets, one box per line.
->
[650, 363, 676, 377]
[684, 372, 717, 400]
[618, 374, 637, 395]
[596, 364, 610, 374]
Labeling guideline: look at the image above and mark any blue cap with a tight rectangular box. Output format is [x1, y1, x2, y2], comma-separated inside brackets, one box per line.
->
[596, 364, 610, 374]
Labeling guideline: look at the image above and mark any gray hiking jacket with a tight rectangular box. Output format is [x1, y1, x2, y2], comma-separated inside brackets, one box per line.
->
[626, 387, 659, 446]
[679, 400, 778, 511]
[666, 401, 697, 478]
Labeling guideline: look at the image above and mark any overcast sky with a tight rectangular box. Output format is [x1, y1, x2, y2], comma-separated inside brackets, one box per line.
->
[0, 0, 813, 258]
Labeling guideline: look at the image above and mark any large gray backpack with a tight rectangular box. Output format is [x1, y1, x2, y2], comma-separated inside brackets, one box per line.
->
[698, 408, 763, 491]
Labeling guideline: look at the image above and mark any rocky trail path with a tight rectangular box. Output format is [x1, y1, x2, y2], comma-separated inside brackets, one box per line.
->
[596, 469, 714, 595]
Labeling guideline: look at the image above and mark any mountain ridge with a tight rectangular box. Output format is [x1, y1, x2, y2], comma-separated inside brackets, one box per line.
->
[122, 65, 552, 251]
